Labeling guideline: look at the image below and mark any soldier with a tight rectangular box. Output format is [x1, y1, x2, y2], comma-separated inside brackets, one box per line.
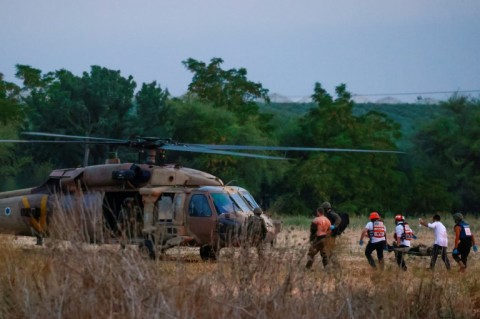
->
[245, 207, 268, 257]
[452, 213, 478, 272]
[305, 207, 332, 270]
[419, 214, 451, 270]
[320, 201, 342, 261]
[359, 212, 387, 269]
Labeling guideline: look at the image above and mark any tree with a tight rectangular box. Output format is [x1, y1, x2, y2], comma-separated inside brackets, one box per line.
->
[182, 57, 270, 125]
[0, 73, 23, 123]
[133, 81, 171, 137]
[411, 95, 480, 213]
[16, 65, 137, 167]
[273, 83, 406, 214]
[0, 73, 30, 190]
[162, 98, 284, 197]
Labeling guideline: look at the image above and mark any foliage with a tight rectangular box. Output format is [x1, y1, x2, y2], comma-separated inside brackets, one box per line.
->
[3, 60, 480, 215]
[16, 64, 137, 167]
[273, 83, 407, 214]
[0, 74, 29, 190]
[0, 73, 23, 124]
[182, 57, 271, 125]
[162, 99, 286, 197]
[410, 96, 480, 213]
[133, 81, 171, 137]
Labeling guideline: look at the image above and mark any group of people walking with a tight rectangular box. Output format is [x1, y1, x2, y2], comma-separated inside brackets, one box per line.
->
[305, 203, 478, 272]
[358, 211, 477, 272]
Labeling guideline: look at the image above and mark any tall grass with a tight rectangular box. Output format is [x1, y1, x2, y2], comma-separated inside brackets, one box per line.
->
[1, 215, 479, 318]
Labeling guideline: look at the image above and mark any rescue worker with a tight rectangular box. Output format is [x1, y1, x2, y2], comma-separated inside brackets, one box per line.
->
[320, 201, 342, 262]
[419, 214, 451, 270]
[305, 207, 332, 270]
[452, 213, 478, 272]
[359, 212, 387, 269]
[394, 214, 414, 271]
[245, 207, 268, 258]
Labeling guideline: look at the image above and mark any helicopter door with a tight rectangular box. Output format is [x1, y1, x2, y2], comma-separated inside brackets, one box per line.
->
[156, 193, 186, 224]
[186, 193, 217, 244]
[154, 193, 186, 238]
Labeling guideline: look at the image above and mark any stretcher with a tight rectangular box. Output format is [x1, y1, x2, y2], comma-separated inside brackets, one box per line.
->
[387, 244, 436, 256]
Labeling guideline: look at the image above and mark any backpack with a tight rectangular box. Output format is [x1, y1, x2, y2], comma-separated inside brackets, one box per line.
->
[332, 212, 350, 236]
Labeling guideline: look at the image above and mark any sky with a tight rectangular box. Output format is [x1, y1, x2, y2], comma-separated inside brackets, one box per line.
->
[1, 0, 480, 103]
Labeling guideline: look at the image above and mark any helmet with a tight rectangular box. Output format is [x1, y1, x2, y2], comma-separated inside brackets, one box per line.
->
[253, 207, 263, 215]
[453, 212, 463, 222]
[394, 214, 404, 222]
[321, 202, 332, 209]
[369, 212, 380, 220]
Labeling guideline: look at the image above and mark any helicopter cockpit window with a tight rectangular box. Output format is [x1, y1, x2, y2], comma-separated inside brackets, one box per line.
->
[211, 192, 239, 214]
[188, 194, 212, 217]
[229, 192, 250, 212]
[240, 190, 260, 209]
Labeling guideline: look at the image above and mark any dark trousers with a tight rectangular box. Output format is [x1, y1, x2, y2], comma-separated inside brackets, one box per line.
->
[452, 240, 472, 267]
[395, 245, 409, 271]
[430, 244, 451, 270]
[365, 241, 385, 268]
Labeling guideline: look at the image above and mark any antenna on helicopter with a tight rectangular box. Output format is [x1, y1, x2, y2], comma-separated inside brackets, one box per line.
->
[225, 180, 237, 186]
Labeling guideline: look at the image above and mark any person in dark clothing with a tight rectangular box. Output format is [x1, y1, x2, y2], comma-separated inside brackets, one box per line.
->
[245, 207, 268, 257]
[320, 201, 341, 262]
[452, 213, 477, 272]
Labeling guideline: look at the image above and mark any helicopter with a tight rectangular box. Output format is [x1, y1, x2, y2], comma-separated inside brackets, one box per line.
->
[0, 132, 403, 260]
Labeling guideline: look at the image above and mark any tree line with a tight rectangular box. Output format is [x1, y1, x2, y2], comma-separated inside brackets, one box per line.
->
[1, 58, 480, 216]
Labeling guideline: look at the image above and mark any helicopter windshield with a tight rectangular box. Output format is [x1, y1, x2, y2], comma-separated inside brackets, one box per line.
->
[211, 192, 239, 214]
[229, 192, 252, 212]
[239, 190, 260, 209]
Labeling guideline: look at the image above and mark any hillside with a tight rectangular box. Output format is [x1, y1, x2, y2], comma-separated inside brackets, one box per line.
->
[260, 102, 444, 149]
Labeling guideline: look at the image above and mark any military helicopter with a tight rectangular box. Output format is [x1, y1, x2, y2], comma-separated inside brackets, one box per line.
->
[0, 132, 403, 260]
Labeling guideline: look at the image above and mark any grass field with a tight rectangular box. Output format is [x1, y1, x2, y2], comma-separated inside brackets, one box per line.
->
[1, 214, 479, 319]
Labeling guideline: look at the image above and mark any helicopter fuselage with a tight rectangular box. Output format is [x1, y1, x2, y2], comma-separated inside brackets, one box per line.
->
[0, 162, 281, 259]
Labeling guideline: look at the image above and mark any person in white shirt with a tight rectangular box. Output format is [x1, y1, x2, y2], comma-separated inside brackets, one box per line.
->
[419, 214, 451, 270]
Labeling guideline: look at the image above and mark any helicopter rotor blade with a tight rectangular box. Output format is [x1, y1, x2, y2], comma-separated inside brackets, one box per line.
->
[0, 139, 127, 145]
[189, 144, 405, 154]
[22, 131, 127, 142]
[1, 135, 288, 159]
[1, 132, 404, 160]
[161, 145, 287, 160]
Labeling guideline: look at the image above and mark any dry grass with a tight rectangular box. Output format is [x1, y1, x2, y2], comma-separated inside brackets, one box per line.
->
[1, 217, 480, 319]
